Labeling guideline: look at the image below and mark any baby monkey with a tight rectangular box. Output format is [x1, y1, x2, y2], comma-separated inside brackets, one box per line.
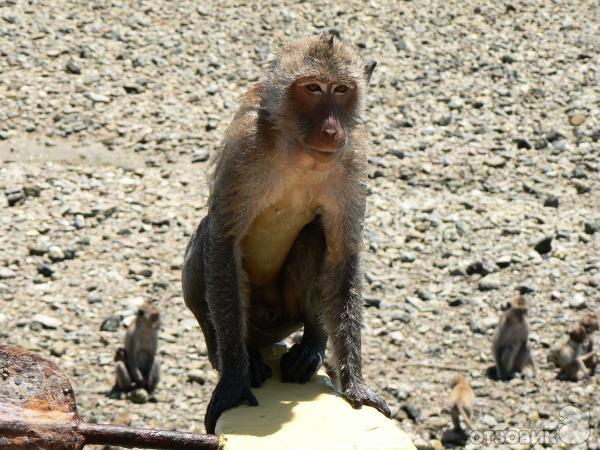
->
[492, 295, 537, 380]
[449, 374, 476, 434]
[111, 304, 161, 397]
[579, 312, 599, 374]
[551, 324, 595, 381]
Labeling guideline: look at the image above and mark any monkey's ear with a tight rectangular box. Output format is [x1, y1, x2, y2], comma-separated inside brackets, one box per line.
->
[363, 61, 377, 83]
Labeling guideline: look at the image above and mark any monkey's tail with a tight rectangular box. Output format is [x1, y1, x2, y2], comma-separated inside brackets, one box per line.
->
[458, 404, 475, 432]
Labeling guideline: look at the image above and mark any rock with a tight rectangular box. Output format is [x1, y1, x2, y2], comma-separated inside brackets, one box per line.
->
[584, 221, 599, 235]
[87, 291, 102, 304]
[479, 273, 503, 291]
[401, 404, 421, 422]
[0, 268, 16, 279]
[513, 138, 532, 149]
[48, 245, 66, 262]
[5, 186, 24, 206]
[466, 261, 496, 276]
[51, 341, 67, 357]
[191, 149, 210, 163]
[433, 114, 451, 126]
[100, 315, 121, 332]
[484, 156, 506, 168]
[129, 264, 153, 278]
[569, 114, 586, 126]
[400, 251, 416, 263]
[31, 314, 62, 329]
[129, 388, 149, 404]
[37, 264, 54, 277]
[534, 236, 553, 255]
[387, 149, 405, 159]
[496, 254, 512, 268]
[188, 370, 206, 384]
[569, 293, 586, 310]
[29, 243, 49, 255]
[65, 60, 81, 74]
[544, 195, 559, 208]
[87, 92, 111, 103]
[74, 214, 86, 229]
[501, 54, 516, 64]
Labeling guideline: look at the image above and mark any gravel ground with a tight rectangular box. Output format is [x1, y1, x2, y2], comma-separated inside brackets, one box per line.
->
[1, 1, 599, 449]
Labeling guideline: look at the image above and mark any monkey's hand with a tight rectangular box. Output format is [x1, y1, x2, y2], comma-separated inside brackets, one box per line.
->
[281, 343, 324, 383]
[205, 375, 258, 434]
[343, 383, 391, 418]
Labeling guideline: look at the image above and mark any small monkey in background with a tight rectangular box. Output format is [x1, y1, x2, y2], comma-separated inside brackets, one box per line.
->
[579, 312, 599, 373]
[492, 295, 537, 380]
[449, 374, 475, 434]
[182, 31, 389, 433]
[552, 325, 594, 381]
[111, 304, 161, 397]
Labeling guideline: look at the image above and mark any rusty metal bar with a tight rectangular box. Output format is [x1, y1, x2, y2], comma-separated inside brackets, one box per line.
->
[79, 422, 219, 449]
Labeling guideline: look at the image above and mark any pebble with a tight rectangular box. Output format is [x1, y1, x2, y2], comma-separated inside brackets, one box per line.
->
[187, 370, 206, 384]
[129, 389, 149, 404]
[484, 156, 506, 168]
[0, 268, 16, 279]
[569, 293, 586, 310]
[478, 273, 503, 291]
[48, 245, 66, 262]
[51, 341, 67, 357]
[100, 315, 121, 332]
[37, 264, 55, 277]
[31, 314, 62, 329]
[569, 114, 586, 126]
[534, 236, 553, 255]
[66, 60, 81, 74]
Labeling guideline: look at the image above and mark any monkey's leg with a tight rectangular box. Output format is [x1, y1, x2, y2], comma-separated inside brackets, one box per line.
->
[182, 216, 219, 369]
[109, 361, 132, 398]
[280, 221, 328, 384]
[247, 346, 272, 387]
[146, 359, 160, 393]
[202, 214, 257, 434]
[514, 343, 537, 378]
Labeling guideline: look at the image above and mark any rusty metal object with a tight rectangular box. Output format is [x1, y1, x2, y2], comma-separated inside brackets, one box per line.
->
[0, 345, 219, 449]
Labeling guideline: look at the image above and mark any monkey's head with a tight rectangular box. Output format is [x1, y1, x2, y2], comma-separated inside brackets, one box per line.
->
[580, 312, 599, 334]
[569, 325, 588, 343]
[137, 304, 161, 330]
[114, 347, 126, 362]
[263, 31, 376, 159]
[509, 294, 529, 317]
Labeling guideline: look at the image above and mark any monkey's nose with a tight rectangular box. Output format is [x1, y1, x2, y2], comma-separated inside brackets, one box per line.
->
[323, 127, 337, 136]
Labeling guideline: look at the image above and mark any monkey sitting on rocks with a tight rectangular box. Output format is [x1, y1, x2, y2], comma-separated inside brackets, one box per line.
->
[550, 324, 595, 381]
[182, 31, 390, 433]
[110, 304, 161, 398]
[492, 295, 537, 380]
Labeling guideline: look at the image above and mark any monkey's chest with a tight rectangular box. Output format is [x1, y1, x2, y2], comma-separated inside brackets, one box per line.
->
[241, 196, 319, 286]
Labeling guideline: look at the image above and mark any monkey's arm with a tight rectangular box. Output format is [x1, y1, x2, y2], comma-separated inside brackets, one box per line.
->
[320, 193, 390, 418]
[203, 199, 258, 434]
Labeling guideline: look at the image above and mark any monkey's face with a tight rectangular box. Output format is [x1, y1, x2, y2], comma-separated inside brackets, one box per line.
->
[138, 308, 161, 329]
[289, 77, 358, 158]
[569, 326, 587, 343]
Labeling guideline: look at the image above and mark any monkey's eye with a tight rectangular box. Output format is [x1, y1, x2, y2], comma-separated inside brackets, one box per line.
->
[305, 83, 321, 93]
[334, 85, 349, 94]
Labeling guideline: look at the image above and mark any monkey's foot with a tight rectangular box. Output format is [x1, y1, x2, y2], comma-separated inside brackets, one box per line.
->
[343, 383, 391, 418]
[280, 342, 324, 383]
[247, 347, 272, 387]
[205, 376, 258, 434]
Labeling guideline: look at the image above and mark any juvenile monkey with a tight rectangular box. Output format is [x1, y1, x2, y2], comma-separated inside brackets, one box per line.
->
[112, 304, 161, 396]
[553, 325, 594, 381]
[182, 32, 390, 433]
[579, 312, 599, 373]
[449, 375, 475, 434]
[492, 295, 537, 380]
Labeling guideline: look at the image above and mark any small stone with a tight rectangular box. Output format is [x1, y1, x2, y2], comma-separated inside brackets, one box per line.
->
[65, 60, 81, 74]
[389, 331, 404, 345]
[48, 245, 65, 262]
[129, 388, 149, 404]
[466, 261, 496, 276]
[37, 264, 54, 277]
[496, 255, 512, 268]
[584, 221, 599, 235]
[569, 114, 586, 126]
[0, 268, 16, 279]
[544, 195, 559, 208]
[100, 315, 121, 332]
[29, 243, 49, 256]
[501, 54, 516, 64]
[479, 273, 503, 291]
[123, 84, 144, 94]
[401, 404, 420, 422]
[513, 138, 532, 149]
[51, 342, 67, 357]
[433, 114, 452, 126]
[5, 186, 24, 206]
[569, 293, 586, 310]
[534, 236, 552, 255]
[399, 251, 415, 263]
[191, 149, 210, 163]
[74, 214, 85, 229]
[484, 156, 506, 168]
[386, 149, 405, 159]
[31, 314, 62, 329]
[364, 296, 381, 308]
[87, 291, 102, 304]
[188, 370, 206, 384]
[129, 264, 153, 278]
[87, 92, 111, 103]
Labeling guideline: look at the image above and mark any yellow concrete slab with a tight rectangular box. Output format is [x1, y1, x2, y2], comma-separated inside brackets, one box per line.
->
[216, 345, 415, 450]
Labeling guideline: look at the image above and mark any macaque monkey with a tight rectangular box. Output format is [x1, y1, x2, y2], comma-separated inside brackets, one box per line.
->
[112, 304, 161, 396]
[449, 375, 475, 434]
[552, 325, 595, 381]
[492, 295, 537, 380]
[579, 312, 599, 373]
[182, 32, 390, 433]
